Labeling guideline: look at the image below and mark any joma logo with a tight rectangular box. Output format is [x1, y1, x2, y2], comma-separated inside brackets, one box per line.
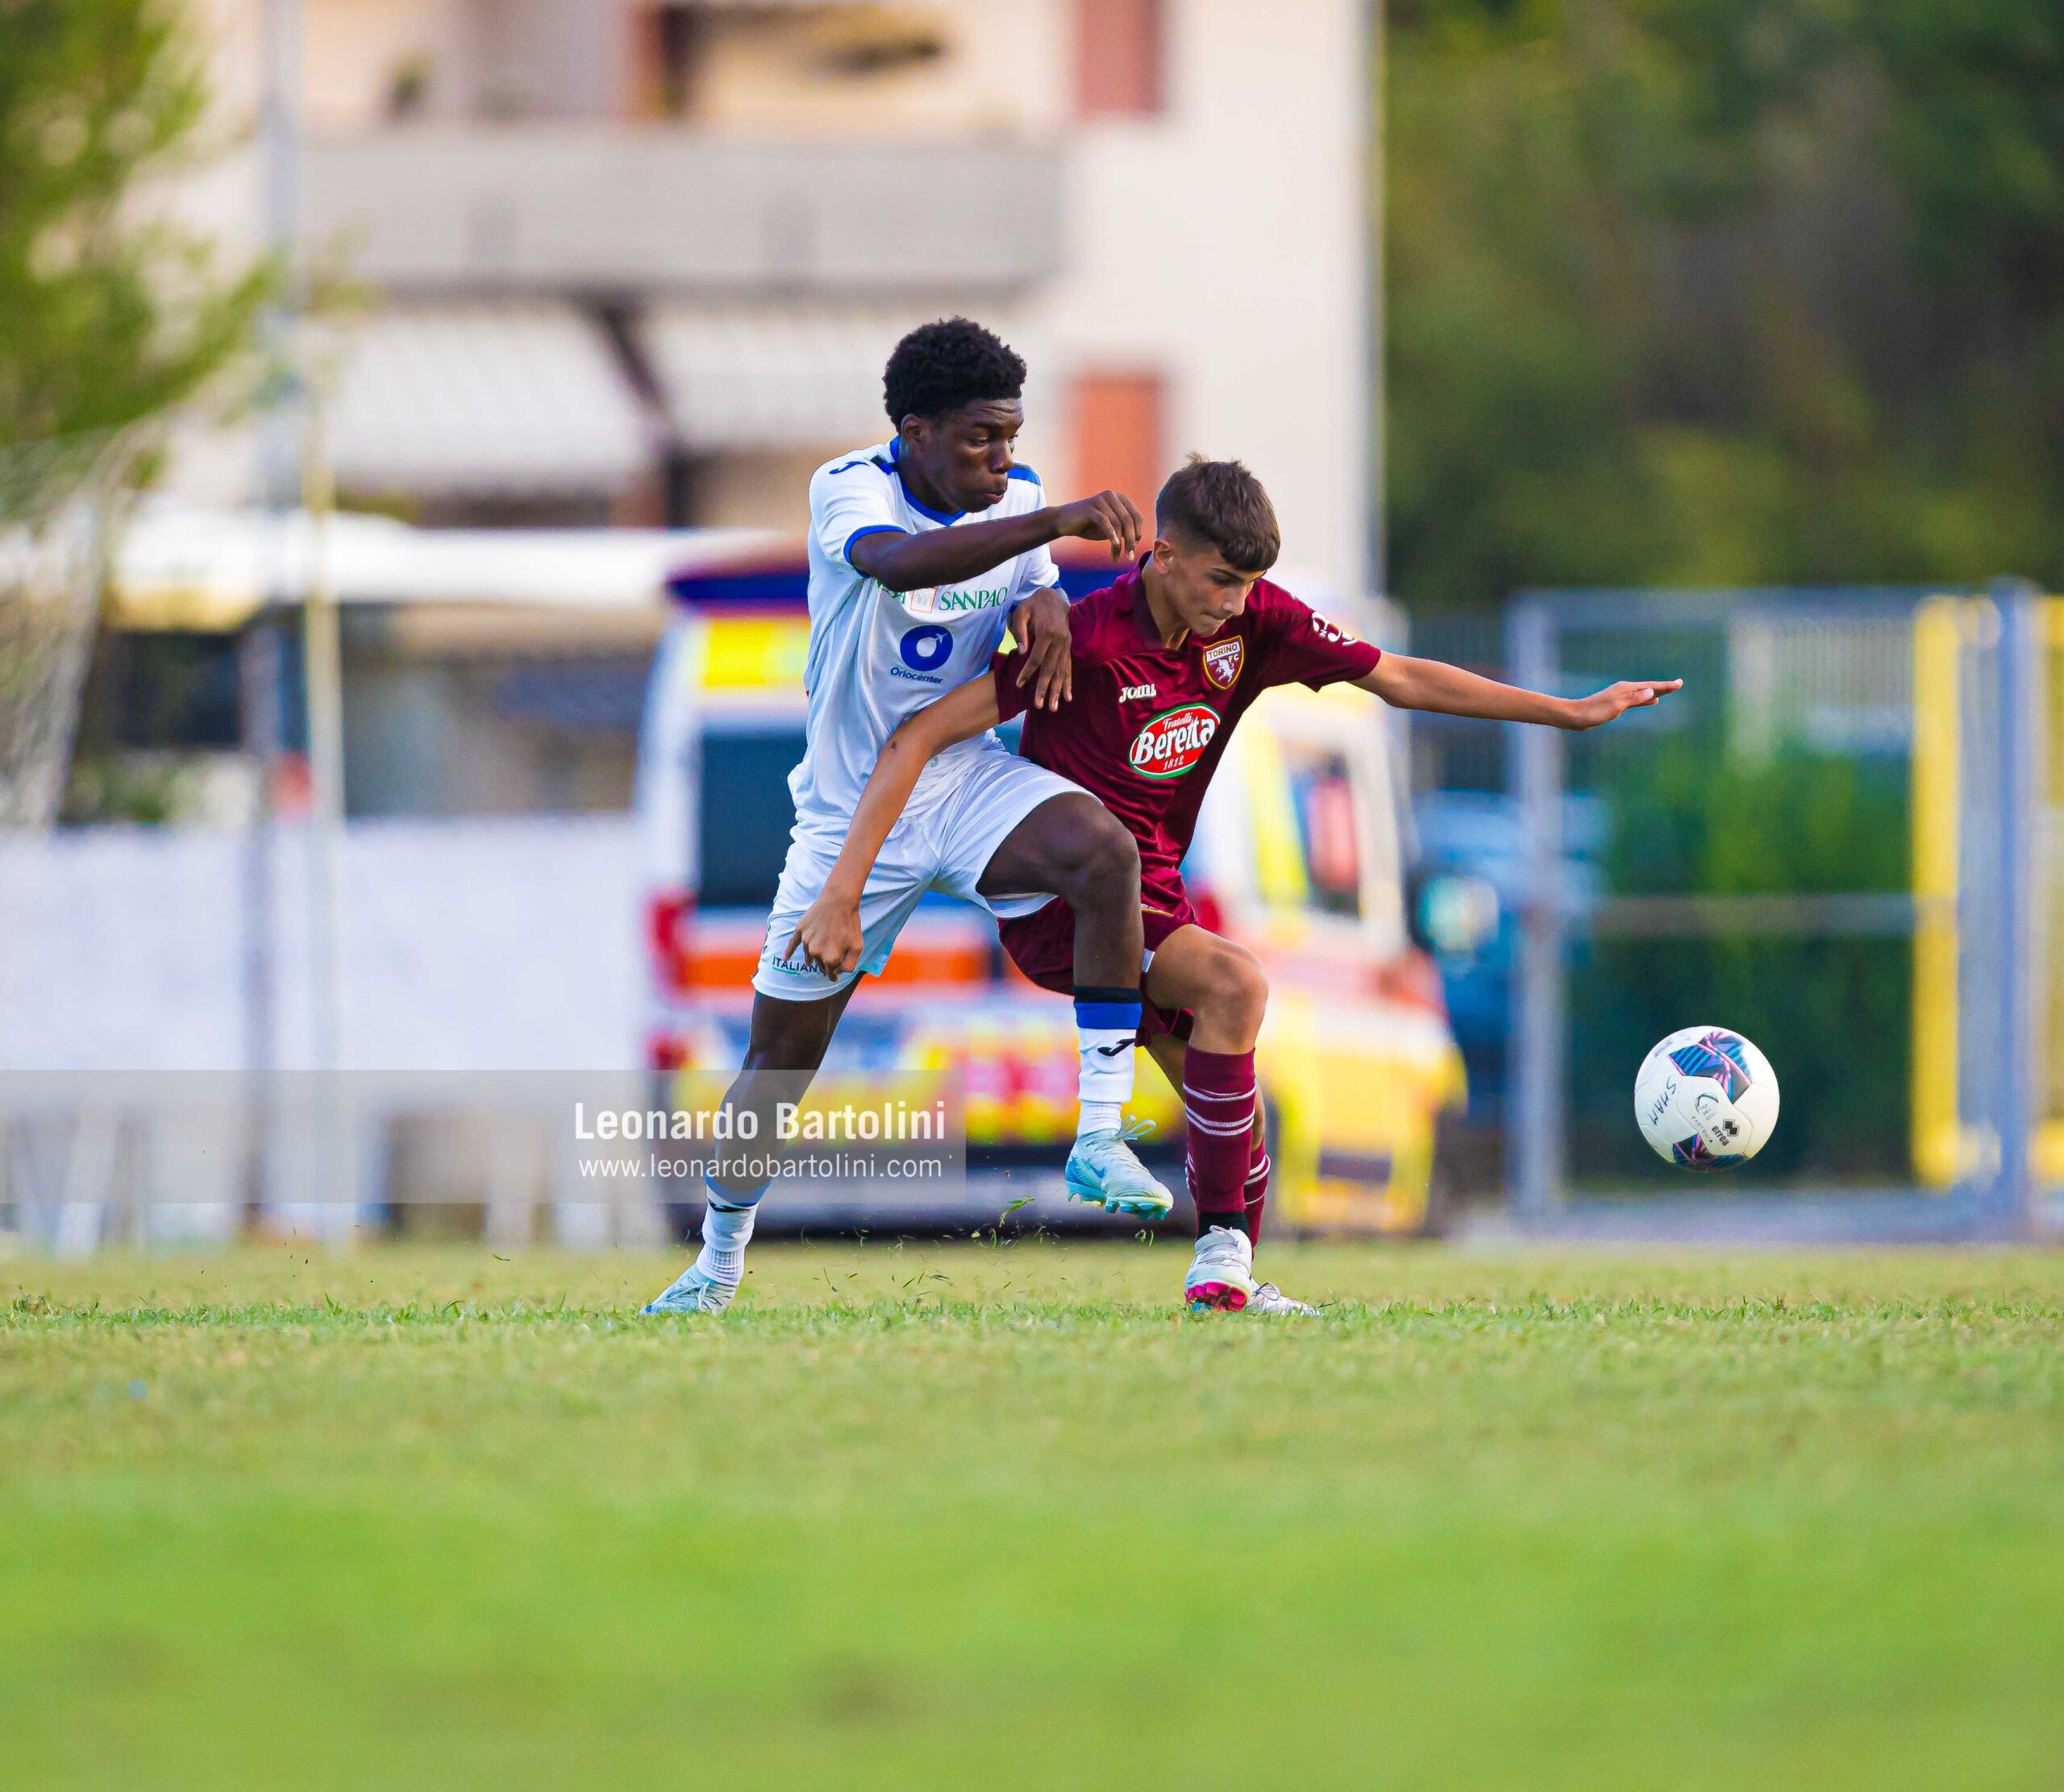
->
[1119, 682, 1158, 702]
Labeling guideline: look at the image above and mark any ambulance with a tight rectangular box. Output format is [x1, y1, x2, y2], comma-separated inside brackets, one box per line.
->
[635, 557, 1465, 1234]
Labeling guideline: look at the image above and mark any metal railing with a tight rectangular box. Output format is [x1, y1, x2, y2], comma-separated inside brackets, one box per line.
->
[1502, 584, 2047, 1241]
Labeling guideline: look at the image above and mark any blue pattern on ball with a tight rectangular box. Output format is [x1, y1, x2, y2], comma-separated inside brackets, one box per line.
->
[1667, 1031, 1754, 1102]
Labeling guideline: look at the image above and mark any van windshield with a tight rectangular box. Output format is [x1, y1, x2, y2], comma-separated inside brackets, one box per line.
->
[698, 730, 806, 908]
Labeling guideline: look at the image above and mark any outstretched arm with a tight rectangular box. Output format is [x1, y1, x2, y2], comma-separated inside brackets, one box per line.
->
[851, 490, 1143, 594]
[783, 676, 1005, 977]
[1358, 653, 1681, 730]
[852, 491, 1141, 715]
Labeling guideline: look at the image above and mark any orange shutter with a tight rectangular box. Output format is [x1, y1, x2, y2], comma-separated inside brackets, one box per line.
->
[1076, 0, 1164, 118]
[1067, 372, 1166, 551]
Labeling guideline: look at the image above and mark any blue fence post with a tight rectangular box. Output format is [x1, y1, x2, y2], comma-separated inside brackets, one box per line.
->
[1992, 579, 2041, 1238]
[1506, 598, 1564, 1224]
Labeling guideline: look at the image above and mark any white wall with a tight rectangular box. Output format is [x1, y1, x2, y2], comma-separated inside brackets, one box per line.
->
[0, 816, 643, 1072]
[1041, 0, 1370, 594]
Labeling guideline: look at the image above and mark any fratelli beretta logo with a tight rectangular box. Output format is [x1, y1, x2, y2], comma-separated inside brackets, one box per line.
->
[1129, 703, 1220, 780]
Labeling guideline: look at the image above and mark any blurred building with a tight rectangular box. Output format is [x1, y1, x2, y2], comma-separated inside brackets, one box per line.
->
[97, 1, 1372, 827]
[173, 0, 1369, 588]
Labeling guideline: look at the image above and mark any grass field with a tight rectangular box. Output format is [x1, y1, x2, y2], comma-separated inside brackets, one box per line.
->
[3, 1239, 2062, 1790]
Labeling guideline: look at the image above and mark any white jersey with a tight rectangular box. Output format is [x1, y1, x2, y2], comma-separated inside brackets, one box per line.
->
[792, 438, 1059, 833]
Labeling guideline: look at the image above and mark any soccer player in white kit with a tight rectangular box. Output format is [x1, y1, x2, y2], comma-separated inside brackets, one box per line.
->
[646, 319, 1172, 1316]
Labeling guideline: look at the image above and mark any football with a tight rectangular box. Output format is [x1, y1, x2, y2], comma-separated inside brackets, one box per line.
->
[1633, 1027, 1780, 1169]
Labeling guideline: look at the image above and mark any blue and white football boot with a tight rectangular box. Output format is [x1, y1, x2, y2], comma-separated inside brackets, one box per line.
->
[1064, 1119, 1175, 1219]
[642, 1260, 740, 1315]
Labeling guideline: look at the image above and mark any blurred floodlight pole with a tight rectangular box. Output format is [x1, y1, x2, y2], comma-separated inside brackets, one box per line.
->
[303, 399, 350, 1213]
[258, 0, 302, 512]
[1507, 599, 1565, 1220]
[242, 0, 304, 1220]
[236, 622, 279, 1220]
[1366, 0, 1386, 597]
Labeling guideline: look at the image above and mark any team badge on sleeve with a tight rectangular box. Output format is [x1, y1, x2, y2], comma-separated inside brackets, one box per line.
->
[1202, 637, 1244, 689]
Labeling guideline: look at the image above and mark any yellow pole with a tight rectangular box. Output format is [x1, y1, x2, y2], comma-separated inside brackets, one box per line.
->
[1910, 598, 1962, 1186]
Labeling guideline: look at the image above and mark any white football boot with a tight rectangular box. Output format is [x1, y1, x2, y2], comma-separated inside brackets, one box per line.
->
[644, 1197, 755, 1316]
[1064, 1120, 1175, 1219]
[1184, 1224, 1317, 1315]
[641, 1260, 739, 1316]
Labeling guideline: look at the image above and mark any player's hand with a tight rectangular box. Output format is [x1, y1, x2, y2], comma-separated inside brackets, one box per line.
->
[1009, 584, 1074, 709]
[1563, 679, 1683, 730]
[1051, 489, 1145, 563]
[784, 892, 865, 979]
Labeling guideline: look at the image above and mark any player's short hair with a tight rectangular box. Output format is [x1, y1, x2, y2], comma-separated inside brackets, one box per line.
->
[1155, 455, 1280, 575]
[882, 318, 1026, 425]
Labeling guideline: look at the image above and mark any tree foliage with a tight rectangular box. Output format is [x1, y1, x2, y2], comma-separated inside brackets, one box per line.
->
[0, 0, 267, 462]
[1388, 0, 2064, 605]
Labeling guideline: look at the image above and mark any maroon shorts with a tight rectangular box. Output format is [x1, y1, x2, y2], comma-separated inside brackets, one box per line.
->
[997, 895, 1200, 1043]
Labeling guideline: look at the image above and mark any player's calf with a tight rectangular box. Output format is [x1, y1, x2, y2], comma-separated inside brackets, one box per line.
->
[643, 989, 847, 1317]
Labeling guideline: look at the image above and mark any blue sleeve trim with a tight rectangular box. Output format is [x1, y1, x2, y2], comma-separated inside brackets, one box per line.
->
[843, 524, 908, 565]
[1005, 465, 1042, 484]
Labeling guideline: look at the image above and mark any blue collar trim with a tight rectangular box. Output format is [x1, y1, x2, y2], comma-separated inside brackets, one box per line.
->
[888, 436, 964, 525]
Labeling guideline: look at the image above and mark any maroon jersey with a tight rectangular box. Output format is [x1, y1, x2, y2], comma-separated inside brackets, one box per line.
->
[991, 561, 1380, 913]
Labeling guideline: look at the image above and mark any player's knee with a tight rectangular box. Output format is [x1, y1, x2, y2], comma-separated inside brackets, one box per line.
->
[1204, 942, 1269, 1026]
[743, 999, 836, 1073]
[1066, 809, 1139, 904]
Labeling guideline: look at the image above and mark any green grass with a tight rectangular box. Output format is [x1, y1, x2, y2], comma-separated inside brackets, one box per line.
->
[2, 1240, 2062, 1790]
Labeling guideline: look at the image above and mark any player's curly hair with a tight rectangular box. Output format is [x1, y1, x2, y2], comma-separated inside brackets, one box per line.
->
[1156, 455, 1281, 575]
[882, 318, 1026, 426]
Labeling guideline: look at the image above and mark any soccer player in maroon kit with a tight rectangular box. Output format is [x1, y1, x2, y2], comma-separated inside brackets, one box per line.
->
[789, 458, 1680, 1312]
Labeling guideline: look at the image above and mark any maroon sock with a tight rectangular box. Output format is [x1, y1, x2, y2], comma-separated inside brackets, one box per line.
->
[1184, 1047, 1257, 1237]
[1245, 1145, 1271, 1245]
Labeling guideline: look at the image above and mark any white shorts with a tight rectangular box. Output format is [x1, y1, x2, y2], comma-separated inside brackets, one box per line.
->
[754, 744, 1077, 1000]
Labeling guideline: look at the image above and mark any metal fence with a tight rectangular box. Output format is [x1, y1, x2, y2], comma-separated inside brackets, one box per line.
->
[1500, 584, 2050, 1241]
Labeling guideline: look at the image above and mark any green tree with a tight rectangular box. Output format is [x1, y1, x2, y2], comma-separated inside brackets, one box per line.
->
[1387, 0, 2064, 606]
[0, 0, 267, 478]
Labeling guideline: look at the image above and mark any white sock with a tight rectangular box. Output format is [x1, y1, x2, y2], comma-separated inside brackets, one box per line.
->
[1073, 989, 1142, 1110]
[1077, 1100, 1122, 1140]
[696, 1194, 757, 1282]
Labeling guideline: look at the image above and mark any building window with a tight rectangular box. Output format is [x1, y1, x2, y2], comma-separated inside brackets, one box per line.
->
[1069, 372, 1165, 529]
[629, 2, 707, 118]
[1076, 0, 1163, 118]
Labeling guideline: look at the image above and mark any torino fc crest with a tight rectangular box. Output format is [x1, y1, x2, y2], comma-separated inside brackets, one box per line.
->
[1202, 637, 1244, 689]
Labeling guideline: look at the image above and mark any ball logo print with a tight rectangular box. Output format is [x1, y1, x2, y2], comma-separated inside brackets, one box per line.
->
[1128, 703, 1220, 780]
[899, 624, 953, 673]
[1633, 1026, 1780, 1170]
